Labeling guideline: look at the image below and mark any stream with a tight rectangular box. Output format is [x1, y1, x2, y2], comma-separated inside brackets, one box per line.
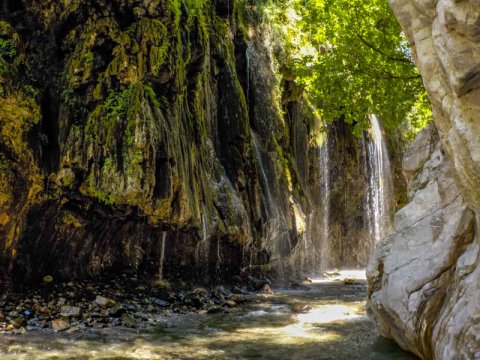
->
[0, 271, 417, 360]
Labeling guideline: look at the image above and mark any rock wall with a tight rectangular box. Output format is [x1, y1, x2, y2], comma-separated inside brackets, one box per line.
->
[0, 0, 403, 287]
[368, 1, 480, 358]
[0, 0, 301, 284]
[0, 0, 348, 285]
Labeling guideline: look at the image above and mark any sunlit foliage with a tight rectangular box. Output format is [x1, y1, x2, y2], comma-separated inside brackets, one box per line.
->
[264, 0, 432, 136]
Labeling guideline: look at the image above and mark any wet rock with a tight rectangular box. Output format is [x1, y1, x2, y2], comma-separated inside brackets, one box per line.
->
[207, 305, 226, 314]
[291, 303, 311, 314]
[289, 283, 311, 291]
[66, 327, 80, 334]
[232, 286, 249, 295]
[34, 304, 51, 315]
[222, 300, 237, 308]
[152, 298, 169, 307]
[52, 318, 70, 331]
[95, 295, 116, 308]
[261, 283, 274, 295]
[10, 317, 26, 329]
[12, 327, 27, 334]
[342, 278, 362, 286]
[214, 286, 231, 297]
[231, 294, 248, 304]
[121, 313, 136, 328]
[109, 303, 125, 317]
[60, 306, 82, 318]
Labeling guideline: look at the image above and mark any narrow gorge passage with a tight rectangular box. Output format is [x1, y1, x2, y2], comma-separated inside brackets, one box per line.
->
[4, 0, 475, 358]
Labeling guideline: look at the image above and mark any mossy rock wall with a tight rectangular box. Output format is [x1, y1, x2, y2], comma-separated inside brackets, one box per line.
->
[0, 0, 406, 284]
[0, 0, 325, 284]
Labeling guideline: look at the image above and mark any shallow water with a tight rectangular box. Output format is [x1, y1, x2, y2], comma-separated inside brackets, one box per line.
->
[0, 271, 417, 360]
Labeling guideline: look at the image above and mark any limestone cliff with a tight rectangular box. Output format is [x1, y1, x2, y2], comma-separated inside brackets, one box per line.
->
[368, 1, 480, 358]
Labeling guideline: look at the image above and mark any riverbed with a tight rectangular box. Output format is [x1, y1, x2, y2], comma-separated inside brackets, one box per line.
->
[0, 271, 417, 359]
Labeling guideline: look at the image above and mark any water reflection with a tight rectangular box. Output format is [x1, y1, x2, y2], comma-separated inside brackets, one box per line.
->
[0, 271, 417, 359]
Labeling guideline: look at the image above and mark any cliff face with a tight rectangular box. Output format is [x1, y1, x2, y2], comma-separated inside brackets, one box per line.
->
[1, 0, 348, 285]
[0, 0, 402, 286]
[368, 1, 480, 358]
[0, 0, 295, 283]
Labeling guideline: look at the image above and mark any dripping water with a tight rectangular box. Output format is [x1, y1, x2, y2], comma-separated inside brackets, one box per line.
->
[195, 211, 210, 278]
[158, 231, 167, 281]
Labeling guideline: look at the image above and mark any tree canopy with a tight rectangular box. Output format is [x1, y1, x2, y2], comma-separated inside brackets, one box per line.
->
[265, 0, 431, 138]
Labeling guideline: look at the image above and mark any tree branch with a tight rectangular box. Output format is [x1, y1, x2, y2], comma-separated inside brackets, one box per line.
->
[354, 33, 414, 65]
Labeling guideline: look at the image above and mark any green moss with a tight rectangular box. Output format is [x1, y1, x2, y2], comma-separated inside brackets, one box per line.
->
[102, 156, 116, 173]
[82, 51, 94, 66]
[0, 38, 16, 59]
[83, 170, 114, 205]
[144, 83, 160, 109]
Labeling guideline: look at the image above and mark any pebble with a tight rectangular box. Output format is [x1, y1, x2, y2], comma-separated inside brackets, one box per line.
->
[153, 298, 169, 307]
[121, 313, 137, 328]
[291, 303, 311, 314]
[52, 318, 70, 331]
[1, 275, 257, 333]
[231, 294, 248, 303]
[223, 300, 238, 308]
[207, 306, 226, 314]
[95, 296, 117, 308]
[261, 283, 274, 295]
[60, 306, 82, 318]
[42, 275, 54, 283]
[108, 303, 125, 317]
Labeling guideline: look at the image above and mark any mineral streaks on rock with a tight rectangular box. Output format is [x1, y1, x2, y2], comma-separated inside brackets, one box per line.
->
[367, 126, 480, 359]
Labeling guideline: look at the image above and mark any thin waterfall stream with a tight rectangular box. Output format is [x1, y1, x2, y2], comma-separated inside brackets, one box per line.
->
[157, 231, 167, 281]
[365, 115, 393, 245]
[318, 131, 331, 271]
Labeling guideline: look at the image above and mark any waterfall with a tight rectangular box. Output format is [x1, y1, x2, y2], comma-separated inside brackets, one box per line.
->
[158, 231, 167, 281]
[364, 115, 392, 244]
[318, 131, 331, 270]
[251, 130, 289, 277]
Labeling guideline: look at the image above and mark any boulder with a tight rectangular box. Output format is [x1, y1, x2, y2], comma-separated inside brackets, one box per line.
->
[367, 126, 479, 359]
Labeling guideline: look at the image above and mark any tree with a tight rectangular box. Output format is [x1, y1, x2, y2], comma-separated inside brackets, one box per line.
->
[269, 0, 431, 137]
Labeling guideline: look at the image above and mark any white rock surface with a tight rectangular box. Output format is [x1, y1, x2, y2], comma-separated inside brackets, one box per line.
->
[368, 2, 480, 358]
[368, 128, 479, 359]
